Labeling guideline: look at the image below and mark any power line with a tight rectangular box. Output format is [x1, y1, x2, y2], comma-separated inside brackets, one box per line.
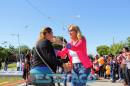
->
[25, 0, 80, 41]
[25, 0, 79, 25]
[25, 0, 53, 20]
[25, 0, 66, 34]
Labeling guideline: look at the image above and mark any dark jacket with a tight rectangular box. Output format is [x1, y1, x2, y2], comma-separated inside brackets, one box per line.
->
[110, 60, 118, 70]
[31, 39, 62, 73]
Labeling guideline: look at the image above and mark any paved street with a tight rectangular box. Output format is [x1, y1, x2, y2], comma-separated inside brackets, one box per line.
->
[18, 79, 123, 86]
[0, 69, 123, 86]
[87, 79, 123, 86]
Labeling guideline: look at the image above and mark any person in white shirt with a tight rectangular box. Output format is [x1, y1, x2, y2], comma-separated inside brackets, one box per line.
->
[17, 60, 20, 71]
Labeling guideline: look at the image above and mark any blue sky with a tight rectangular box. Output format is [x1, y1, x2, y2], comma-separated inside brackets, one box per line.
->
[0, 0, 130, 54]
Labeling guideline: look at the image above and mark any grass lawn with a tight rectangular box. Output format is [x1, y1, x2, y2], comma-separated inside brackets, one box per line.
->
[0, 63, 25, 86]
[8, 63, 16, 68]
[1, 62, 17, 70]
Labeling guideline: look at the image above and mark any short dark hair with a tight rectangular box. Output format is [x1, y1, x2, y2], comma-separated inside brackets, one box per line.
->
[108, 54, 114, 57]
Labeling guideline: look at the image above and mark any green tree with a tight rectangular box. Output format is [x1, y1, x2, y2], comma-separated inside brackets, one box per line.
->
[17, 45, 30, 54]
[109, 42, 125, 56]
[96, 45, 110, 56]
[9, 44, 15, 53]
[127, 37, 130, 48]
[0, 45, 30, 62]
[0, 47, 12, 62]
[0, 46, 5, 61]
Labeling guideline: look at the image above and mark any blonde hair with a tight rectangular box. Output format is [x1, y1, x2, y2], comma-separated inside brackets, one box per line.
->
[37, 27, 52, 42]
[68, 24, 84, 40]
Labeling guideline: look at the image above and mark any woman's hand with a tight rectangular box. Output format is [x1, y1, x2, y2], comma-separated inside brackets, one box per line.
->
[66, 43, 72, 49]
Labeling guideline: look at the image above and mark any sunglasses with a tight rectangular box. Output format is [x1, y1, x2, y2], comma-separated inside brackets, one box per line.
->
[68, 29, 76, 32]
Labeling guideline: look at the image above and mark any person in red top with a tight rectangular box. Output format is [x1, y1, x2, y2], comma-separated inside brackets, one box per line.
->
[57, 24, 92, 86]
[93, 55, 99, 74]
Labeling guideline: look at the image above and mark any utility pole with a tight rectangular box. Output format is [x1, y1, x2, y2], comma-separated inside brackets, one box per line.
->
[10, 33, 21, 56]
[17, 34, 20, 55]
[113, 36, 115, 45]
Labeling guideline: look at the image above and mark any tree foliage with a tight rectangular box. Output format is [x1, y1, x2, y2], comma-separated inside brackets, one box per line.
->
[17, 45, 30, 54]
[0, 45, 30, 62]
[109, 42, 125, 56]
[97, 45, 110, 56]
[127, 37, 130, 48]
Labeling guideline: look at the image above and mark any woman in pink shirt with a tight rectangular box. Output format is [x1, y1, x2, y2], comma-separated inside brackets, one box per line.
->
[57, 24, 92, 86]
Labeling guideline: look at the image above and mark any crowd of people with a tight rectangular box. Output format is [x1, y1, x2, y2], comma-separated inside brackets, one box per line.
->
[92, 47, 130, 86]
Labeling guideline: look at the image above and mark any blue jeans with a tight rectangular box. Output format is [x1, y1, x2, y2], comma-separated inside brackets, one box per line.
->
[118, 64, 123, 80]
[30, 66, 54, 86]
[111, 69, 116, 82]
[71, 63, 91, 86]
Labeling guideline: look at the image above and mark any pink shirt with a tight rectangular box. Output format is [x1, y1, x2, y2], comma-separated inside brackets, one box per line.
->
[57, 37, 92, 68]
